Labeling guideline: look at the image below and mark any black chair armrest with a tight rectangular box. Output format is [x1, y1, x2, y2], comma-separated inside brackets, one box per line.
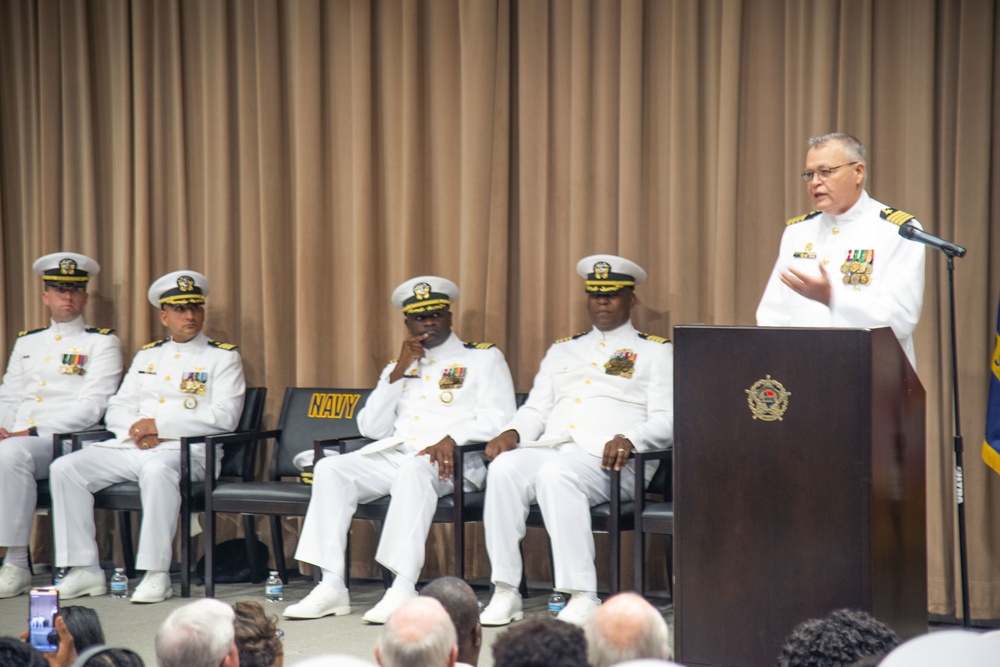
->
[633, 448, 672, 513]
[71, 429, 115, 451]
[52, 429, 104, 459]
[204, 429, 282, 483]
[318, 436, 371, 458]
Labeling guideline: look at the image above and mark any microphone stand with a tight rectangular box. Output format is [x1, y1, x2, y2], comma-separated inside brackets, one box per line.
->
[899, 222, 969, 626]
[944, 251, 971, 627]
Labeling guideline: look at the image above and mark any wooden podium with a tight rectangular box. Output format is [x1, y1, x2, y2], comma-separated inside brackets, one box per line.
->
[673, 326, 926, 667]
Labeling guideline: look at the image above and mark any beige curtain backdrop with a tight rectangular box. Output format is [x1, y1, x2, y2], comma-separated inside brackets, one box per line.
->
[2, 0, 999, 619]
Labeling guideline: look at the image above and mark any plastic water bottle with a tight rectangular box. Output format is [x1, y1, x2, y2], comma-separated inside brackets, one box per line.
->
[110, 568, 128, 599]
[265, 571, 283, 602]
[53, 568, 67, 586]
[548, 591, 566, 617]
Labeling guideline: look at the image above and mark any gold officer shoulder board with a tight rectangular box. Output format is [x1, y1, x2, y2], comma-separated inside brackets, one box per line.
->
[880, 207, 915, 226]
[554, 332, 588, 344]
[18, 327, 48, 338]
[141, 339, 169, 350]
[209, 340, 239, 351]
[463, 342, 496, 350]
[786, 211, 821, 226]
[85, 327, 117, 335]
[638, 332, 670, 344]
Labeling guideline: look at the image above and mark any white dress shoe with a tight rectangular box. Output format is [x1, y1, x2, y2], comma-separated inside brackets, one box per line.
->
[557, 595, 601, 626]
[284, 584, 351, 619]
[131, 571, 173, 604]
[0, 563, 32, 598]
[56, 568, 107, 599]
[361, 587, 418, 624]
[479, 588, 524, 626]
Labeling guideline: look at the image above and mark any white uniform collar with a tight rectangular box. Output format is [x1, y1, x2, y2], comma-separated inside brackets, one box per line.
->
[822, 189, 870, 225]
[423, 331, 463, 361]
[49, 315, 86, 337]
[168, 331, 209, 349]
[590, 320, 637, 342]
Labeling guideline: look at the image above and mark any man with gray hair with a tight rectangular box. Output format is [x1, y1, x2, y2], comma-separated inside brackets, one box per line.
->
[155, 598, 239, 667]
[756, 132, 926, 369]
[585, 592, 671, 667]
[375, 597, 458, 667]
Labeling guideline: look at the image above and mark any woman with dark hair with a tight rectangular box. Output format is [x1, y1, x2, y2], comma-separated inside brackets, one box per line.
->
[232, 600, 283, 667]
[60, 607, 105, 655]
[72, 647, 144, 667]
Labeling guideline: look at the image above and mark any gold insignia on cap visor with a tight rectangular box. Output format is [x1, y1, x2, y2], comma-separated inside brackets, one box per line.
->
[585, 261, 636, 294]
[159, 275, 206, 305]
[402, 282, 451, 314]
[59, 259, 78, 275]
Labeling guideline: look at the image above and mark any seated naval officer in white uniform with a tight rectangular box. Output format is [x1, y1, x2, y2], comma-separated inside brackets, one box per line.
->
[0, 252, 123, 598]
[50, 270, 246, 604]
[756, 132, 925, 369]
[285, 276, 516, 623]
[479, 255, 674, 628]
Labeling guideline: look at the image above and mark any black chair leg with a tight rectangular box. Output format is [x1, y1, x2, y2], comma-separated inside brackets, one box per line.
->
[269, 515, 287, 584]
[244, 515, 265, 584]
[453, 519, 464, 580]
[119, 512, 137, 579]
[517, 543, 529, 598]
[205, 509, 216, 598]
[665, 534, 674, 600]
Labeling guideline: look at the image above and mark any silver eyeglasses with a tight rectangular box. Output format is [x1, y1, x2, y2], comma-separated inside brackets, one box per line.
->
[801, 162, 858, 182]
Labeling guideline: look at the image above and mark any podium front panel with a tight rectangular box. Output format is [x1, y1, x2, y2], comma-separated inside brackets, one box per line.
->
[673, 326, 925, 667]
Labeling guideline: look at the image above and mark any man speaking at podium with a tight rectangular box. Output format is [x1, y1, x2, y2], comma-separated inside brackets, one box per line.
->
[756, 133, 925, 368]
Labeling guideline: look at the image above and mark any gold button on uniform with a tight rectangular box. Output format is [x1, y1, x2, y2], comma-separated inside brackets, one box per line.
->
[832, 228, 840, 235]
[425, 376, 431, 381]
[569, 424, 576, 429]
[599, 342, 605, 347]
[823, 258, 830, 265]
[575, 398, 581, 404]
[165, 376, 171, 381]
[54, 336, 61, 341]
[28, 420, 35, 426]
[36, 397, 42, 402]
[585, 379, 591, 384]
[159, 398, 165, 403]
[39, 381, 46, 386]
[175, 354, 181, 359]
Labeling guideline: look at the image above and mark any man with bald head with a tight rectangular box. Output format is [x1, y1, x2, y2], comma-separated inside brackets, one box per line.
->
[421, 577, 482, 667]
[375, 597, 458, 667]
[585, 592, 671, 667]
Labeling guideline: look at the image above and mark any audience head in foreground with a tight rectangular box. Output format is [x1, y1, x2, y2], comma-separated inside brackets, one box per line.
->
[420, 577, 483, 667]
[492, 615, 588, 667]
[375, 597, 458, 667]
[74, 646, 146, 667]
[155, 599, 238, 667]
[777, 608, 899, 667]
[0, 637, 46, 667]
[585, 592, 671, 667]
[878, 630, 1000, 667]
[233, 600, 284, 667]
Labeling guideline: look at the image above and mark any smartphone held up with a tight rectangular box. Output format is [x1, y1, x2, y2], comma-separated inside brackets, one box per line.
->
[28, 587, 59, 653]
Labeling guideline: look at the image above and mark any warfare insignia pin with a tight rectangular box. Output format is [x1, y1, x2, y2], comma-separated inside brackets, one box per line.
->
[594, 261, 611, 280]
[59, 258, 78, 275]
[177, 275, 195, 292]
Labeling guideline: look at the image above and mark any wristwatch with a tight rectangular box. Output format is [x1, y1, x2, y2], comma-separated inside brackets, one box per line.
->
[27, 426, 38, 436]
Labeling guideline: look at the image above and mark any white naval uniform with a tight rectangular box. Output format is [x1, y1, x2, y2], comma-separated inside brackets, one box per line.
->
[483, 321, 674, 593]
[756, 190, 926, 369]
[50, 331, 245, 571]
[0, 316, 123, 548]
[294, 332, 515, 584]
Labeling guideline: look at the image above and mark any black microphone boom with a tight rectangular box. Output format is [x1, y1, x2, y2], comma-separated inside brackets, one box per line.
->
[899, 221, 967, 258]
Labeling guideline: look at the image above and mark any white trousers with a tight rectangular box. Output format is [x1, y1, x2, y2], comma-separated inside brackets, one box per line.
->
[0, 436, 52, 546]
[294, 450, 483, 583]
[483, 446, 636, 593]
[49, 445, 205, 572]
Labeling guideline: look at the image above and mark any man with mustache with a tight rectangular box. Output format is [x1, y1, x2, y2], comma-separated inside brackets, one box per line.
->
[756, 133, 926, 369]
[50, 270, 246, 604]
[479, 255, 674, 627]
[286, 276, 516, 624]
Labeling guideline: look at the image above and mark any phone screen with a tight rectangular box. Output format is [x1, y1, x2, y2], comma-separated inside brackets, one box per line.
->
[28, 588, 59, 653]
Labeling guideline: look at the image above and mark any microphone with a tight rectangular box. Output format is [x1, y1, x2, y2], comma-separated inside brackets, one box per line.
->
[899, 221, 967, 258]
